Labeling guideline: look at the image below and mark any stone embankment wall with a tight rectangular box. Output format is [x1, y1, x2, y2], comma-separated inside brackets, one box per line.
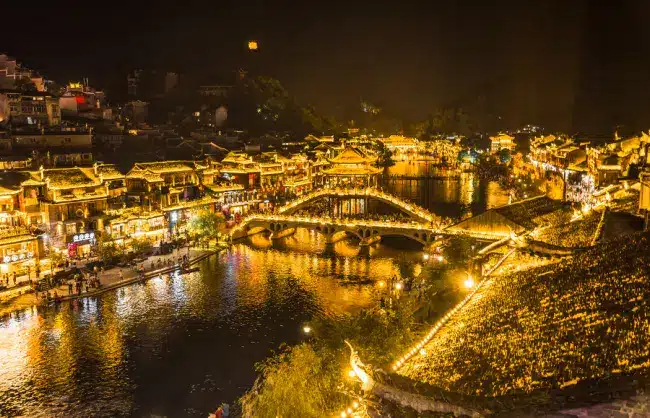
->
[557, 393, 649, 418]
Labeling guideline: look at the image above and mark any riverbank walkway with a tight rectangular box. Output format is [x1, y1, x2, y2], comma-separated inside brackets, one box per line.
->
[0, 244, 224, 317]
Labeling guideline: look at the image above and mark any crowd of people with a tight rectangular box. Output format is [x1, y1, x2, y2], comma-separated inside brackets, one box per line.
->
[400, 232, 650, 397]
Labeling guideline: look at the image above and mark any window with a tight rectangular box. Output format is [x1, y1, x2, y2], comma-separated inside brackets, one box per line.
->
[66, 223, 77, 235]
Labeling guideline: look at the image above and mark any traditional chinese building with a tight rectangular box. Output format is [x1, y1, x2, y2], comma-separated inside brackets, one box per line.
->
[220, 152, 260, 189]
[321, 146, 381, 187]
[0, 173, 40, 276]
[21, 167, 108, 257]
[490, 133, 516, 154]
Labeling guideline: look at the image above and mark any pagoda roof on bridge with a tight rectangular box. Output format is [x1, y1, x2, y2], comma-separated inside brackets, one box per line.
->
[323, 146, 380, 176]
[327, 146, 374, 165]
[321, 165, 382, 176]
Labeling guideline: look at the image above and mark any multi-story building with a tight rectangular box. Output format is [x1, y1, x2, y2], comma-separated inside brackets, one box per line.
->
[0, 90, 61, 127]
[0, 172, 40, 276]
[125, 160, 218, 235]
[23, 167, 108, 257]
[220, 152, 260, 189]
[12, 128, 92, 149]
[490, 133, 516, 154]
[0, 54, 33, 89]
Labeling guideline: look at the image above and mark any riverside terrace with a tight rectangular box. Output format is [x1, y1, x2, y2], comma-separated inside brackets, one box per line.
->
[396, 231, 650, 414]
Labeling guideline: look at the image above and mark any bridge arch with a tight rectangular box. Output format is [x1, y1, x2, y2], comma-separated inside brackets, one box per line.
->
[379, 232, 428, 246]
[278, 188, 435, 223]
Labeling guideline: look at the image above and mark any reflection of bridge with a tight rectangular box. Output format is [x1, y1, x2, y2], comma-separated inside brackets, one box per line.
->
[277, 187, 439, 224]
[230, 214, 440, 247]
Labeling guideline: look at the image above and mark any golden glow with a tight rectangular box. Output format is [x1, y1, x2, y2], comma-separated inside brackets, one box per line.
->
[464, 275, 475, 289]
[303, 325, 311, 334]
[248, 40, 258, 50]
[348, 369, 356, 377]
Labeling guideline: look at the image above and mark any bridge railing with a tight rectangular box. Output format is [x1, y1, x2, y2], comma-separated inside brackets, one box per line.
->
[233, 213, 441, 232]
[277, 186, 438, 223]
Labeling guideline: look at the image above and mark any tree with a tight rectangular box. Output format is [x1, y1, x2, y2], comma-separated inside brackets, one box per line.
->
[373, 141, 395, 168]
[48, 250, 65, 274]
[98, 238, 121, 265]
[441, 236, 476, 267]
[240, 344, 346, 418]
[130, 237, 153, 255]
[188, 209, 225, 243]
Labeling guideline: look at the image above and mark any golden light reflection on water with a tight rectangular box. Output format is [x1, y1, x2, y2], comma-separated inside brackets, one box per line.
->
[0, 227, 428, 416]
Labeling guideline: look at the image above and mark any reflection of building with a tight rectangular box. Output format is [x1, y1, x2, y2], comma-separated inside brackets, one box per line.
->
[321, 146, 381, 187]
[490, 133, 515, 154]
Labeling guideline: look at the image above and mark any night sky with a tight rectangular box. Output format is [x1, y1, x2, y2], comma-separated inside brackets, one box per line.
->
[5, 1, 650, 134]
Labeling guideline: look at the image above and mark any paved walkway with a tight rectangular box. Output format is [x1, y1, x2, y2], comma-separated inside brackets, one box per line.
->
[0, 243, 224, 317]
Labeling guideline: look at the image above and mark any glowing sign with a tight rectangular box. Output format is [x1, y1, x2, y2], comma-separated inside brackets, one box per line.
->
[68, 82, 83, 89]
[73, 232, 95, 243]
[2, 252, 34, 264]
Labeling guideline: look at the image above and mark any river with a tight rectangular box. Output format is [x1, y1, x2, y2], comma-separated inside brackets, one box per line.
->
[0, 162, 506, 417]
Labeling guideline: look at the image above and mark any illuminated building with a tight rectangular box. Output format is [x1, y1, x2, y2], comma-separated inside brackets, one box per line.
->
[0, 89, 61, 126]
[0, 172, 40, 276]
[321, 146, 382, 188]
[489, 133, 516, 154]
[12, 129, 92, 150]
[640, 171, 650, 230]
[125, 160, 216, 233]
[23, 166, 108, 257]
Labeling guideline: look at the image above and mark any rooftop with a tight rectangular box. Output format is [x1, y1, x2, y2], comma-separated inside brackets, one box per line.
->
[25, 167, 101, 190]
[327, 146, 375, 165]
[132, 161, 196, 174]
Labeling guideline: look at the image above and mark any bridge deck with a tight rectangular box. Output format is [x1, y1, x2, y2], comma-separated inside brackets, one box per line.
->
[277, 187, 438, 223]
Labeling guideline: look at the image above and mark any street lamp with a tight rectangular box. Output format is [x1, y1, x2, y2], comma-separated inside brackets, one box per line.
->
[248, 40, 258, 51]
[463, 274, 474, 289]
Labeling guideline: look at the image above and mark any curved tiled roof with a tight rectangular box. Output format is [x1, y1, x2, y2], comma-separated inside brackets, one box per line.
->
[327, 146, 373, 165]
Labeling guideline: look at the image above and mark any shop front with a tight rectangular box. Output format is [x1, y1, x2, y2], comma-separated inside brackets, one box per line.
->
[165, 197, 217, 237]
[0, 233, 39, 277]
[66, 231, 96, 258]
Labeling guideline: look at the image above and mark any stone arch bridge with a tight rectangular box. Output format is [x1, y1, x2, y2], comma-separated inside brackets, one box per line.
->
[278, 187, 438, 224]
[230, 214, 441, 247]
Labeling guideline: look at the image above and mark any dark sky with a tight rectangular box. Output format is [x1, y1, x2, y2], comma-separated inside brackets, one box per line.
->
[5, 1, 650, 134]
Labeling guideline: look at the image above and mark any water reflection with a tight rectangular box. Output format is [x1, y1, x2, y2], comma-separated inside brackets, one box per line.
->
[0, 231, 426, 417]
[0, 164, 489, 417]
[385, 162, 508, 217]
